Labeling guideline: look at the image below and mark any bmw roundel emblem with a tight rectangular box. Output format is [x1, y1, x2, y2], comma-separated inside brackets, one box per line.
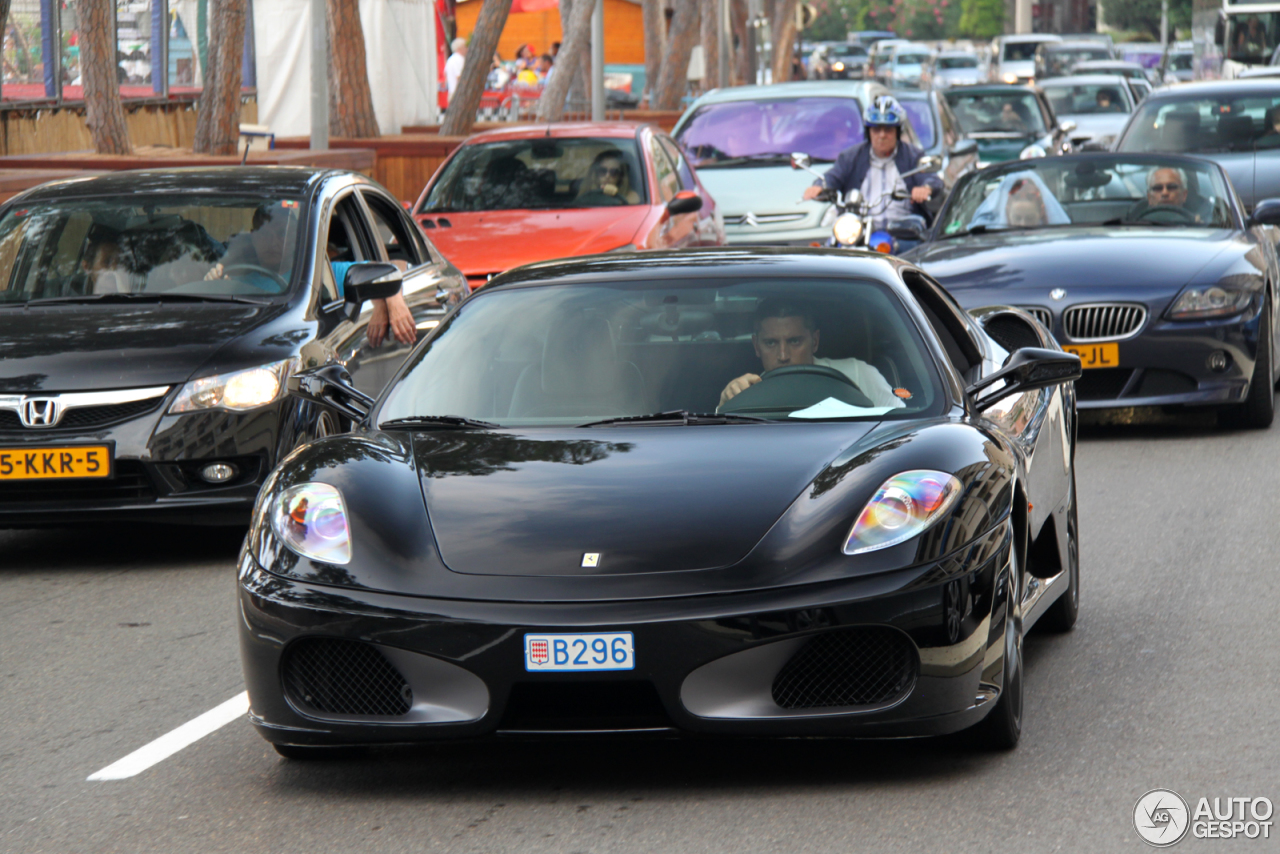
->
[1050, 288, 1067, 301]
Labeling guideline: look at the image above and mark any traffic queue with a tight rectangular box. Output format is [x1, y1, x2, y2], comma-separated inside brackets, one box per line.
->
[2, 32, 1279, 755]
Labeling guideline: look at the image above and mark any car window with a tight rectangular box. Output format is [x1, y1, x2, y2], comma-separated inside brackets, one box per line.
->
[1119, 93, 1280, 153]
[676, 97, 867, 165]
[379, 277, 945, 426]
[945, 90, 1048, 134]
[361, 190, 423, 268]
[319, 194, 373, 303]
[659, 137, 697, 191]
[422, 138, 648, 212]
[649, 135, 678, 203]
[1041, 83, 1132, 116]
[0, 195, 304, 302]
[898, 99, 936, 149]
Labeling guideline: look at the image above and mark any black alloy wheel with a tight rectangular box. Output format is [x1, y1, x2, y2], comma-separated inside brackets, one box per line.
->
[1220, 299, 1275, 429]
[1039, 473, 1079, 633]
[973, 543, 1024, 750]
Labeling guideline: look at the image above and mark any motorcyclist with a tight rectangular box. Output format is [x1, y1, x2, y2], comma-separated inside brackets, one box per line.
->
[801, 95, 943, 230]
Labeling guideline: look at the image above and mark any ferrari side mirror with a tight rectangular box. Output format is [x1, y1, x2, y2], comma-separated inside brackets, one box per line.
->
[287, 364, 375, 423]
[966, 347, 1082, 411]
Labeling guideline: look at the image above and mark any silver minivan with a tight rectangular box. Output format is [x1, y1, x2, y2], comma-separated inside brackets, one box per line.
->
[990, 34, 1062, 85]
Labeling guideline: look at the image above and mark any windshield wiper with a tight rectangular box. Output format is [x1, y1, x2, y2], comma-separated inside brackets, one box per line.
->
[379, 415, 499, 430]
[26, 293, 270, 306]
[700, 153, 807, 167]
[579, 410, 770, 427]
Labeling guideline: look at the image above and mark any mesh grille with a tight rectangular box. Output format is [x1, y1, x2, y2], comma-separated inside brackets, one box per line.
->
[283, 638, 412, 717]
[1064, 303, 1146, 341]
[1075, 367, 1134, 401]
[0, 398, 163, 434]
[1018, 306, 1052, 328]
[771, 627, 916, 710]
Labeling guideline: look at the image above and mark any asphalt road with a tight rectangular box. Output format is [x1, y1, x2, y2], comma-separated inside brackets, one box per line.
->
[3, 410, 1278, 854]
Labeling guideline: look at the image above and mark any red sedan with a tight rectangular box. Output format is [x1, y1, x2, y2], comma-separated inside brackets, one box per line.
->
[411, 122, 726, 289]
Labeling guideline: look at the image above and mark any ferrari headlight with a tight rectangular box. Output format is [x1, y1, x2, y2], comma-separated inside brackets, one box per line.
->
[1167, 284, 1254, 319]
[271, 483, 351, 564]
[843, 470, 963, 555]
[832, 213, 864, 246]
[169, 359, 294, 413]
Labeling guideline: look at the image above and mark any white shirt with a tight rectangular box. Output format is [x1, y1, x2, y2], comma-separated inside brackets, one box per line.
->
[814, 357, 906, 409]
[445, 52, 466, 98]
[860, 148, 913, 230]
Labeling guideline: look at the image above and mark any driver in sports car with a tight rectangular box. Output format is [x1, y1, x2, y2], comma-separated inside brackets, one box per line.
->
[1127, 166, 1208, 223]
[718, 299, 906, 409]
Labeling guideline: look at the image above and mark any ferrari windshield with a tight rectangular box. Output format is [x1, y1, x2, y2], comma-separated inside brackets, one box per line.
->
[0, 196, 303, 302]
[1118, 92, 1280, 153]
[380, 277, 942, 426]
[939, 156, 1234, 235]
[945, 90, 1048, 134]
[676, 98, 866, 165]
[421, 138, 649, 212]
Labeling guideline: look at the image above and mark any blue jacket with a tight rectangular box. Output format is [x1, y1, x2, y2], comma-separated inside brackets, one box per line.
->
[818, 140, 943, 221]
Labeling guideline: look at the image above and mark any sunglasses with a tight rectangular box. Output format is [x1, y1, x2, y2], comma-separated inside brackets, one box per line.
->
[596, 166, 624, 177]
[1149, 183, 1183, 193]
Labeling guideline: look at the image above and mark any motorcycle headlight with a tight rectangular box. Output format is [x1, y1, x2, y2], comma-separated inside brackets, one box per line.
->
[1019, 144, 1047, 160]
[1167, 284, 1254, 319]
[169, 358, 295, 413]
[271, 482, 351, 564]
[843, 470, 963, 555]
[832, 61, 845, 71]
[832, 213, 864, 246]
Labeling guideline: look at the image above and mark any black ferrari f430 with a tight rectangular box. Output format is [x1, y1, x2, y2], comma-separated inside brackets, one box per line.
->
[238, 249, 1082, 755]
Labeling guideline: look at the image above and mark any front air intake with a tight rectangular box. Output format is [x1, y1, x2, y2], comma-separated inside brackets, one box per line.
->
[771, 627, 917, 709]
[282, 638, 413, 717]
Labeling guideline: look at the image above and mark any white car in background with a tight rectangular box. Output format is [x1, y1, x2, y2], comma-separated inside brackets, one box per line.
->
[930, 50, 982, 89]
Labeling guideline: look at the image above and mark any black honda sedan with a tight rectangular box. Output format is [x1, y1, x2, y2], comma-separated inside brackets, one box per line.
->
[240, 248, 1081, 756]
[905, 153, 1280, 428]
[0, 168, 465, 525]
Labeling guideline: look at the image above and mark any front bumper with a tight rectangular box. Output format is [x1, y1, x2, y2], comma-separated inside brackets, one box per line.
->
[238, 526, 1015, 746]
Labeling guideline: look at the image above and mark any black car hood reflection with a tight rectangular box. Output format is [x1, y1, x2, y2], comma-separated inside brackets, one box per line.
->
[910, 227, 1237, 294]
[0, 303, 273, 391]
[415, 423, 880, 577]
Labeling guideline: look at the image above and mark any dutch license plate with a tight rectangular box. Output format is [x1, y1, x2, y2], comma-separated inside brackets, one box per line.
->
[524, 632, 635, 672]
[0, 446, 111, 480]
[1063, 342, 1120, 369]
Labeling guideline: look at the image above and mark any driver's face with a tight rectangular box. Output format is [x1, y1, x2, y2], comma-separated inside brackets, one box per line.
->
[1148, 168, 1187, 207]
[250, 214, 288, 267]
[754, 316, 819, 372]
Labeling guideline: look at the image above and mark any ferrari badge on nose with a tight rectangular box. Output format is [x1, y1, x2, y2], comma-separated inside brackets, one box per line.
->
[581, 552, 600, 568]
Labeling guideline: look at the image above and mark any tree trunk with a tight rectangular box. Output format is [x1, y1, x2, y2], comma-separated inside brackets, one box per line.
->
[642, 0, 664, 107]
[193, 0, 246, 155]
[700, 0, 719, 90]
[328, 0, 379, 138]
[653, 0, 699, 110]
[535, 0, 593, 122]
[731, 0, 748, 86]
[78, 0, 131, 154]
[440, 0, 514, 135]
[771, 0, 798, 84]
[557, 0, 589, 116]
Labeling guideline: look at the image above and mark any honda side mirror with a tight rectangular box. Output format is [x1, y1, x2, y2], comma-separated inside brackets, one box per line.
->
[666, 190, 703, 216]
[966, 347, 1082, 411]
[343, 262, 403, 320]
[287, 364, 375, 423]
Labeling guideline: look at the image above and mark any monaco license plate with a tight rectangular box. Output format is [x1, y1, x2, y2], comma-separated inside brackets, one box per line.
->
[0, 445, 111, 480]
[524, 632, 635, 672]
[1063, 342, 1120, 369]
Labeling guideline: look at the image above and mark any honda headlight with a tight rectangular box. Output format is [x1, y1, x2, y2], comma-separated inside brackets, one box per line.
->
[1167, 284, 1254, 320]
[271, 483, 351, 564]
[843, 470, 963, 554]
[169, 359, 295, 413]
[832, 213, 864, 246]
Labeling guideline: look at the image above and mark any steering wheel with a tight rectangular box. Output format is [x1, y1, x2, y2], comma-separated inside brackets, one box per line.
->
[1134, 204, 1197, 225]
[761, 364, 861, 387]
[721, 363, 876, 413]
[220, 263, 289, 290]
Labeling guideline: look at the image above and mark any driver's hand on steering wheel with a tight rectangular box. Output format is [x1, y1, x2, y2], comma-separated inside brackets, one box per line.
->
[203, 262, 225, 281]
[719, 373, 761, 407]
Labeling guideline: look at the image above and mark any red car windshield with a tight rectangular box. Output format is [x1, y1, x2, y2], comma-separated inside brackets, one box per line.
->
[676, 98, 866, 165]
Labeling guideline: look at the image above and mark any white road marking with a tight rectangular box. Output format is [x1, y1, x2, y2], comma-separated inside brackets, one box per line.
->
[87, 691, 248, 781]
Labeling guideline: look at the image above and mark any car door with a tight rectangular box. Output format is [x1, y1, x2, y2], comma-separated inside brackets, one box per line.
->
[645, 132, 696, 249]
[300, 187, 380, 373]
[658, 135, 722, 246]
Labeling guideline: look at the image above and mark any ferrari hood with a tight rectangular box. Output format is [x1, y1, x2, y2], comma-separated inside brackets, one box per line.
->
[415, 424, 879, 577]
[420, 207, 650, 278]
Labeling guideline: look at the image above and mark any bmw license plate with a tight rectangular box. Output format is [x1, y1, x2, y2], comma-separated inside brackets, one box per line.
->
[1062, 342, 1119, 369]
[524, 632, 634, 672]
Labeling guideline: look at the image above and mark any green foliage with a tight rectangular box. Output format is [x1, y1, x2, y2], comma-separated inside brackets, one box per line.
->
[958, 0, 1003, 39]
[1103, 0, 1191, 40]
[864, 0, 962, 41]
[809, 0, 853, 41]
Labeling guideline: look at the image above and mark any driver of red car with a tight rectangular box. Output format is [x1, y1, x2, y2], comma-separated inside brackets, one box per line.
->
[718, 299, 905, 409]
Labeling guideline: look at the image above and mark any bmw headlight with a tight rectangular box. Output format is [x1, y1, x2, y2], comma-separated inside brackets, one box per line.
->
[832, 213, 864, 246]
[169, 358, 295, 413]
[1167, 284, 1254, 320]
[270, 482, 351, 564]
[843, 470, 963, 554]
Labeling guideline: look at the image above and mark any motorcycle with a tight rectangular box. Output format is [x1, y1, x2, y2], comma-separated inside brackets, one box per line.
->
[791, 152, 942, 255]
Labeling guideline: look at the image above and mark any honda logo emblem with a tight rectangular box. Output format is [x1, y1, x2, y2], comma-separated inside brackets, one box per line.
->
[20, 398, 62, 428]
